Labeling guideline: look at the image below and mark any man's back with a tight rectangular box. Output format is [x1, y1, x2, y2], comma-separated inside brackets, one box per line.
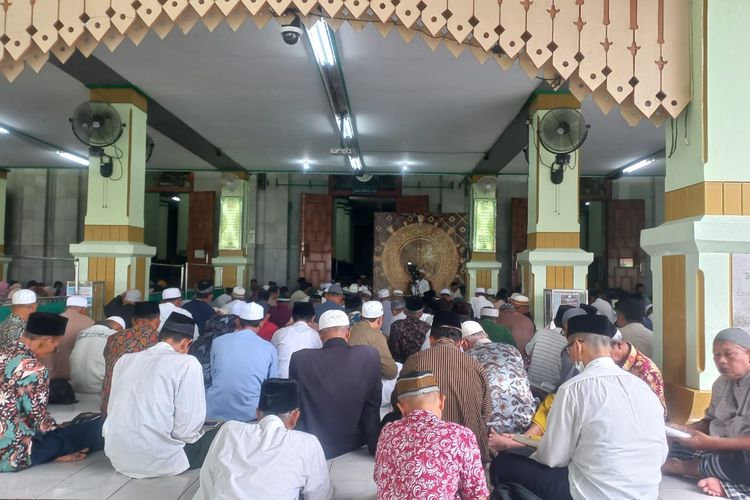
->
[349, 321, 397, 379]
[70, 324, 115, 394]
[620, 322, 654, 358]
[375, 409, 488, 499]
[289, 338, 381, 459]
[206, 330, 278, 421]
[104, 342, 206, 478]
[402, 339, 491, 462]
[182, 300, 216, 334]
[271, 321, 322, 379]
[535, 357, 667, 499]
[525, 328, 568, 393]
[48, 309, 95, 380]
[194, 418, 331, 500]
[479, 319, 516, 346]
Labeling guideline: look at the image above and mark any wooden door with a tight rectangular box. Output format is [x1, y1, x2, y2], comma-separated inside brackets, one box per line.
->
[607, 199, 645, 291]
[187, 191, 216, 287]
[510, 198, 528, 289]
[300, 194, 333, 286]
[396, 195, 429, 214]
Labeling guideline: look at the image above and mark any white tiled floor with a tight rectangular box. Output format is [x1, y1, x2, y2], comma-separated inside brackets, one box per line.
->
[0, 394, 711, 500]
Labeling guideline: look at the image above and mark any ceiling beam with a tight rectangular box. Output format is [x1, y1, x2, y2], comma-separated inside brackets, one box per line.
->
[50, 53, 244, 172]
[472, 82, 552, 175]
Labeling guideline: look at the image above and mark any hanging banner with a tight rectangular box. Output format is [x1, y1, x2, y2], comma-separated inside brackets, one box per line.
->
[472, 198, 496, 253]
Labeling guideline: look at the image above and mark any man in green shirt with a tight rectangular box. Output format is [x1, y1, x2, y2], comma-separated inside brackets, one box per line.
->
[479, 307, 516, 347]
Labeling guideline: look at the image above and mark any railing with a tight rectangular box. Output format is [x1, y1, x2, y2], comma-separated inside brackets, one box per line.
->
[8, 255, 80, 293]
[150, 262, 186, 292]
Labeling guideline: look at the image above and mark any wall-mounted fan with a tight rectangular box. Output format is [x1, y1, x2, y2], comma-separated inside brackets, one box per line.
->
[538, 108, 589, 185]
[473, 176, 497, 197]
[69, 101, 125, 177]
[221, 173, 242, 191]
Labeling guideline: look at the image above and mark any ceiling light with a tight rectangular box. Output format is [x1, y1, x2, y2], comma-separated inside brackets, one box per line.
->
[171, 196, 180, 202]
[622, 158, 655, 174]
[56, 150, 89, 166]
[303, 161, 310, 170]
[0, 126, 9, 135]
[585, 201, 591, 206]
[401, 163, 408, 171]
[341, 115, 354, 140]
[308, 20, 336, 67]
[349, 156, 362, 171]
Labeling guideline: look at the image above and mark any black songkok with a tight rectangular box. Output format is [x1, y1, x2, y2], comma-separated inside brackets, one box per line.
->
[162, 312, 196, 338]
[26, 312, 67, 337]
[258, 378, 299, 414]
[566, 314, 616, 338]
[133, 301, 160, 318]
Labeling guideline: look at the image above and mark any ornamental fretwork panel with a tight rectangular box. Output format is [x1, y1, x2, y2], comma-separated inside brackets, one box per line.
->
[0, 0, 689, 125]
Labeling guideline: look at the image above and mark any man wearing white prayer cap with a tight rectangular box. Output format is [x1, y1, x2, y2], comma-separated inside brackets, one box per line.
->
[161, 287, 183, 306]
[49, 295, 95, 381]
[207, 302, 278, 422]
[470, 288, 494, 319]
[158, 288, 198, 340]
[416, 270, 431, 295]
[0, 289, 37, 348]
[510, 294, 530, 316]
[377, 288, 395, 337]
[289, 309, 382, 459]
[351, 301, 400, 403]
[70, 316, 125, 394]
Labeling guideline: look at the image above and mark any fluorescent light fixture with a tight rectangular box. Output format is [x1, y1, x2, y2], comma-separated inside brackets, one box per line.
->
[349, 156, 362, 171]
[171, 196, 180, 202]
[622, 158, 655, 174]
[0, 126, 9, 135]
[585, 201, 591, 206]
[341, 115, 354, 140]
[303, 161, 310, 170]
[56, 150, 89, 166]
[308, 20, 336, 67]
[401, 162, 408, 172]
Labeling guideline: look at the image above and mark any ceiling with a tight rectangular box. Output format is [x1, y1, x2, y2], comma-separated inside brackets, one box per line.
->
[0, 18, 666, 176]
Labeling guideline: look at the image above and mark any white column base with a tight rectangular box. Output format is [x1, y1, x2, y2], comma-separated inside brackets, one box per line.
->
[212, 256, 251, 288]
[465, 259, 502, 297]
[69, 241, 156, 298]
[517, 248, 593, 327]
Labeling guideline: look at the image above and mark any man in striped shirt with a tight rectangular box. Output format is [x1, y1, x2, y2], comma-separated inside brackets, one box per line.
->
[402, 310, 492, 462]
[525, 305, 579, 398]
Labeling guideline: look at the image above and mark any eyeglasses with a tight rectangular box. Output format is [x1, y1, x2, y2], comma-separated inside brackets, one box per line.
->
[562, 339, 580, 356]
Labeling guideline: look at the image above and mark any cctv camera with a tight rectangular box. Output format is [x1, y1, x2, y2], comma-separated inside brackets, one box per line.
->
[281, 15, 303, 45]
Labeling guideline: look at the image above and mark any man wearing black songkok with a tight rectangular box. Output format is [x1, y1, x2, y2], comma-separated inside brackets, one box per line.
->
[0, 312, 104, 472]
[193, 378, 332, 500]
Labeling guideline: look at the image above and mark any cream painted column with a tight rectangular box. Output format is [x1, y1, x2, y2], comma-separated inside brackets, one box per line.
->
[0, 171, 11, 280]
[641, 0, 750, 423]
[466, 178, 501, 296]
[517, 92, 593, 327]
[69, 88, 155, 302]
[212, 173, 255, 288]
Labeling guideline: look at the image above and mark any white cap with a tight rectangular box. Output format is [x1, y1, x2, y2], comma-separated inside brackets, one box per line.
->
[262, 285, 270, 291]
[230, 300, 246, 316]
[377, 289, 390, 299]
[439, 288, 451, 296]
[162, 288, 181, 300]
[393, 289, 404, 296]
[475, 287, 486, 294]
[362, 301, 384, 319]
[511, 294, 530, 304]
[319, 309, 350, 330]
[419, 268, 426, 273]
[461, 320, 485, 338]
[321, 283, 332, 292]
[510, 292, 521, 299]
[487, 288, 497, 296]
[480, 307, 499, 318]
[11, 289, 36, 305]
[348, 284, 360, 294]
[124, 289, 142, 302]
[107, 316, 126, 329]
[360, 287, 372, 296]
[232, 286, 246, 298]
[239, 302, 264, 321]
[66, 295, 88, 308]
[612, 328, 623, 342]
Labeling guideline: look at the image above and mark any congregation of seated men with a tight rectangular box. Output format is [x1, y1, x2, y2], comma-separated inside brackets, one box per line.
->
[0, 277, 748, 500]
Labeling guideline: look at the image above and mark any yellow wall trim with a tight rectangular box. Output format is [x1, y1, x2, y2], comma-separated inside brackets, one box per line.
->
[219, 250, 245, 257]
[89, 87, 148, 113]
[665, 382, 712, 424]
[471, 252, 498, 262]
[223, 265, 238, 288]
[663, 255, 687, 386]
[528, 93, 581, 115]
[665, 181, 750, 221]
[528, 232, 580, 249]
[546, 266, 574, 289]
[84, 225, 144, 242]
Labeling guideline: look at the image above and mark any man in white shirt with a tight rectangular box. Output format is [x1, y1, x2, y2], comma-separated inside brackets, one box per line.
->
[470, 288, 494, 319]
[272, 302, 322, 378]
[416, 269, 431, 295]
[159, 288, 199, 339]
[589, 290, 616, 323]
[490, 314, 668, 500]
[615, 298, 654, 357]
[69, 316, 124, 394]
[194, 378, 332, 500]
[104, 312, 218, 478]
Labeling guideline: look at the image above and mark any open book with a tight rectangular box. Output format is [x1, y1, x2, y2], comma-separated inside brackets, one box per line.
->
[512, 434, 540, 448]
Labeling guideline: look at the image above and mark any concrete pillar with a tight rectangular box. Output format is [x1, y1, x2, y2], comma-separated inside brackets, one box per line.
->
[213, 173, 252, 288]
[69, 88, 155, 301]
[517, 92, 593, 327]
[641, 0, 750, 423]
[0, 170, 11, 280]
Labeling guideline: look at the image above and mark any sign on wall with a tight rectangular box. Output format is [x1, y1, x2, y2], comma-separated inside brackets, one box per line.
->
[472, 198, 496, 253]
[219, 196, 243, 251]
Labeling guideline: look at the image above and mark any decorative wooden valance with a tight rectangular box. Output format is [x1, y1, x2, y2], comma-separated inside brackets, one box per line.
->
[0, 0, 690, 126]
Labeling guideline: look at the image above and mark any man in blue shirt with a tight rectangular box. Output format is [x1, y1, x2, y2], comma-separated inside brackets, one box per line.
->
[182, 280, 217, 335]
[206, 302, 278, 421]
